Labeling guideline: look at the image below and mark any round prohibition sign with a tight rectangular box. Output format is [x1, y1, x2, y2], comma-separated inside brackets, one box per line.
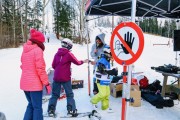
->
[110, 22, 144, 65]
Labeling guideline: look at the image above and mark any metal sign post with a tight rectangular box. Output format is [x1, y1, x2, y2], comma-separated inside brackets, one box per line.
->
[121, 65, 127, 120]
[126, 0, 137, 120]
[110, 21, 144, 120]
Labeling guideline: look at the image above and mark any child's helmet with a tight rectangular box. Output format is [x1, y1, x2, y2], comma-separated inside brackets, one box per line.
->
[61, 38, 73, 50]
[103, 45, 112, 58]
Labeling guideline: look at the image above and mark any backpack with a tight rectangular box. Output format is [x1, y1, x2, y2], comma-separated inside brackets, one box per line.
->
[138, 75, 149, 89]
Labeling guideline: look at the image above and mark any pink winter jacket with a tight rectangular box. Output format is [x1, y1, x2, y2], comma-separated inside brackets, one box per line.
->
[20, 40, 49, 91]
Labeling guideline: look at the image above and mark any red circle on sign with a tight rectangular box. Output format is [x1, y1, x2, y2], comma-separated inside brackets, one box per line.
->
[110, 22, 144, 65]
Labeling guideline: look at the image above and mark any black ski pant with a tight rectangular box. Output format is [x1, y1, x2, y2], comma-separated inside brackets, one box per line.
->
[93, 70, 99, 94]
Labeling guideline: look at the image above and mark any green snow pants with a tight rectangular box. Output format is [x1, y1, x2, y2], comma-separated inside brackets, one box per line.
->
[90, 83, 110, 110]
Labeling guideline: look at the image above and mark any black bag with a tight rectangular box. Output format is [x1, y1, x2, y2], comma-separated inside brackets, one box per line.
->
[142, 93, 164, 109]
[163, 99, 174, 107]
[148, 80, 162, 92]
[141, 92, 174, 108]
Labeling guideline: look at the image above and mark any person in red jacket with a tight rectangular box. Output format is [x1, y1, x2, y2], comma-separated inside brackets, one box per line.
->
[20, 28, 51, 120]
[47, 38, 88, 117]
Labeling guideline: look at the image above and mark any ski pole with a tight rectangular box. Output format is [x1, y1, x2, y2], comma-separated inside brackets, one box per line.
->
[86, 19, 91, 96]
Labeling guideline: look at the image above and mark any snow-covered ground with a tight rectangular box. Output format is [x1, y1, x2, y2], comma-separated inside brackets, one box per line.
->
[0, 27, 180, 120]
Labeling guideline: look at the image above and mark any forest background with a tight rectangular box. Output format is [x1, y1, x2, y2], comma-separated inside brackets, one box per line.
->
[0, 0, 179, 49]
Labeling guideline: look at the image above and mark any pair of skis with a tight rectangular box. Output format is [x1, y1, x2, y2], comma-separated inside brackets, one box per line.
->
[44, 110, 102, 119]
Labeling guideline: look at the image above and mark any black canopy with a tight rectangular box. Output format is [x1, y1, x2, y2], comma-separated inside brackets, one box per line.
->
[85, 0, 180, 19]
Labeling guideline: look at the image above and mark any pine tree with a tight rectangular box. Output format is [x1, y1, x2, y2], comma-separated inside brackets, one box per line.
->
[52, 0, 75, 39]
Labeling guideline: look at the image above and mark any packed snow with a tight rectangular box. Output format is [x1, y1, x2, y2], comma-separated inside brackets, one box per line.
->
[0, 26, 180, 120]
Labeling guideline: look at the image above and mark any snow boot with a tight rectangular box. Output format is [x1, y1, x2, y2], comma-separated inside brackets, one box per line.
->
[91, 110, 102, 120]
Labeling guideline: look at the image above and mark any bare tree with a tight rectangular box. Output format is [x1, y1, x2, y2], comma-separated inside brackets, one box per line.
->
[71, 0, 86, 43]
[0, 0, 31, 48]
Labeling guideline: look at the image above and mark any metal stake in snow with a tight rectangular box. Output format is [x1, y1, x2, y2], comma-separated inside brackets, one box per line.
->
[86, 17, 91, 96]
[110, 1, 144, 120]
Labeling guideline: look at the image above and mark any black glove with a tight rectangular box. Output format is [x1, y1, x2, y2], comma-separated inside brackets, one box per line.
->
[106, 68, 118, 76]
[111, 76, 122, 83]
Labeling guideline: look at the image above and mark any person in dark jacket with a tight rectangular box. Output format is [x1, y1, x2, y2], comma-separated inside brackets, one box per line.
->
[47, 38, 88, 117]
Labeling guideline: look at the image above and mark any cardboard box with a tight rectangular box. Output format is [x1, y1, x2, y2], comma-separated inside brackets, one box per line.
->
[130, 85, 141, 107]
[72, 80, 84, 89]
[110, 83, 123, 98]
[130, 85, 140, 91]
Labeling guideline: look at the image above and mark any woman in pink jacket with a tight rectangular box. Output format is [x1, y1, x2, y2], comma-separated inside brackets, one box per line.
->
[20, 29, 51, 120]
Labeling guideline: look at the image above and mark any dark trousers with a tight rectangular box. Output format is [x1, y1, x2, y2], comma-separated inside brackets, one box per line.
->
[93, 79, 99, 93]
[93, 70, 99, 94]
[23, 91, 43, 120]
[48, 80, 76, 112]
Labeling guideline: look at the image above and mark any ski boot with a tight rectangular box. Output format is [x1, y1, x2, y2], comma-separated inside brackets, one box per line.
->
[48, 105, 56, 117]
[89, 110, 102, 120]
[48, 109, 56, 117]
[67, 109, 78, 117]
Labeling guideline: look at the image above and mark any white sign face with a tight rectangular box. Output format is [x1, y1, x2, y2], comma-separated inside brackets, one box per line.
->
[110, 22, 144, 65]
[113, 26, 139, 61]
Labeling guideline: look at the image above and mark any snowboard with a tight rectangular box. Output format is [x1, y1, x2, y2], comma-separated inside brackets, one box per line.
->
[60, 110, 102, 119]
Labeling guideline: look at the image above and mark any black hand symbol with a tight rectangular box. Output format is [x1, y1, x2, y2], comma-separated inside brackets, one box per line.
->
[121, 31, 134, 54]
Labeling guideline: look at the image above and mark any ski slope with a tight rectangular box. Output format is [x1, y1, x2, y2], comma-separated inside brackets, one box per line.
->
[0, 27, 180, 120]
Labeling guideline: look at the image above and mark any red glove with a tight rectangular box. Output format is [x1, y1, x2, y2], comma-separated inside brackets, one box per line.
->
[45, 83, 51, 95]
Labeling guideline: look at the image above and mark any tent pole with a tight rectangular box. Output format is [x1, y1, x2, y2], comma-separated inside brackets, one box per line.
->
[112, 16, 114, 33]
[131, 0, 136, 22]
[175, 20, 179, 66]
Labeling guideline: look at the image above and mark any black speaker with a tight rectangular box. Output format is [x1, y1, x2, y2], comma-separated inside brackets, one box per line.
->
[174, 30, 180, 51]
